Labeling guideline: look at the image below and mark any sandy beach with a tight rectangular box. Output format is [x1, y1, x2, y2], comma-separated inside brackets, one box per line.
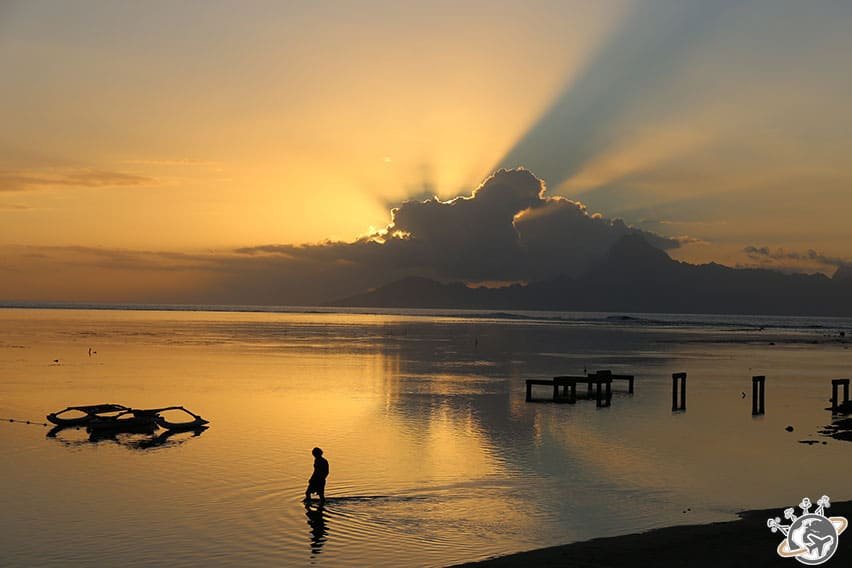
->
[454, 500, 852, 567]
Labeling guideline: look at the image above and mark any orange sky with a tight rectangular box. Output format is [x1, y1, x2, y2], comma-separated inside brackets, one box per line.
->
[2, 0, 852, 303]
[0, 2, 619, 249]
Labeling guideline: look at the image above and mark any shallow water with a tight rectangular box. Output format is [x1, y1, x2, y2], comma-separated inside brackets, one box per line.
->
[1, 307, 850, 567]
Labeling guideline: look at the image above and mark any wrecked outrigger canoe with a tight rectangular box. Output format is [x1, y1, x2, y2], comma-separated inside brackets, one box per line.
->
[47, 404, 209, 433]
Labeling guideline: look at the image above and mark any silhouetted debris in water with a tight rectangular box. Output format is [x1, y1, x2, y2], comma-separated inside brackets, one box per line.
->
[820, 417, 852, 442]
[44, 404, 210, 449]
[46, 404, 208, 430]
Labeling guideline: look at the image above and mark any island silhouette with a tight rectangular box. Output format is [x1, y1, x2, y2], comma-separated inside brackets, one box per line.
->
[331, 234, 852, 316]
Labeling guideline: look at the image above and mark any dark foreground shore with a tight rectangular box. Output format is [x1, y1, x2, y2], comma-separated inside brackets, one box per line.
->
[453, 501, 852, 567]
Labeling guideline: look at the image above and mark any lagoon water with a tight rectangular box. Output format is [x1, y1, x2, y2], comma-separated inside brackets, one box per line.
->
[1, 307, 851, 567]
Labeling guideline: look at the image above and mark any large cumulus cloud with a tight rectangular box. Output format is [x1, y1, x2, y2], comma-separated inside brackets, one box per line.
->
[232, 168, 678, 301]
[375, 168, 678, 281]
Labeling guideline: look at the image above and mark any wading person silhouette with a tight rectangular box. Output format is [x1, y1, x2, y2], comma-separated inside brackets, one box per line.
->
[304, 447, 329, 506]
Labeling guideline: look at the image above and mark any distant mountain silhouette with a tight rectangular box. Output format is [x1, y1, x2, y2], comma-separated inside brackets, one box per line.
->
[329, 234, 852, 316]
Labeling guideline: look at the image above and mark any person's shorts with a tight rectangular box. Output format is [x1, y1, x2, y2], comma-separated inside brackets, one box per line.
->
[307, 478, 326, 494]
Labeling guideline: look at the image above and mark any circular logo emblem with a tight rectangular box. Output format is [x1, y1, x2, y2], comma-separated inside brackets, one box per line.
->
[784, 514, 839, 565]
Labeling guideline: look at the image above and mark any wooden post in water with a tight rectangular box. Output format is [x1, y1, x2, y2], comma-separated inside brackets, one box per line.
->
[552, 377, 579, 404]
[592, 379, 611, 407]
[672, 372, 687, 411]
[752, 376, 765, 415]
[589, 370, 612, 408]
[831, 378, 850, 411]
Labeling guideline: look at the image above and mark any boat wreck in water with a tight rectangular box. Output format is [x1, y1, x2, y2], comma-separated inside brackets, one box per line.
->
[46, 404, 209, 441]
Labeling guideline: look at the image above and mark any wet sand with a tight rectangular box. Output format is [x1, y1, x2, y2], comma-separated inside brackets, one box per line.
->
[454, 501, 852, 567]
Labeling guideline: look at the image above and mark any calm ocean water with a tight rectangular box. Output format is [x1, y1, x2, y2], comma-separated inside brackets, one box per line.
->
[1, 307, 851, 567]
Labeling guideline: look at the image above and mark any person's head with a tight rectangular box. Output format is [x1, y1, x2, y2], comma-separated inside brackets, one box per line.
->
[312, 447, 323, 457]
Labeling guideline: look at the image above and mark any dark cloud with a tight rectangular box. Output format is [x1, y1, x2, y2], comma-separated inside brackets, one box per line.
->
[513, 193, 679, 280]
[743, 245, 851, 276]
[384, 168, 541, 280]
[0, 168, 155, 191]
[232, 169, 679, 301]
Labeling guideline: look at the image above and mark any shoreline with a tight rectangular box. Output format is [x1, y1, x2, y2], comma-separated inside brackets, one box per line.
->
[452, 500, 852, 567]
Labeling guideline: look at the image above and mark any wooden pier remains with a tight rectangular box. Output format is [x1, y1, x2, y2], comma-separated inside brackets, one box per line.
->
[832, 378, 850, 412]
[578, 370, 635, 396]
[524, 370, 852, 419]
[525, 370, 634, 407]
[672, 372, 686, 411]
[586, 373, 612, 408]
[525, 378, 578, 404]
[752, 375, 765, 415]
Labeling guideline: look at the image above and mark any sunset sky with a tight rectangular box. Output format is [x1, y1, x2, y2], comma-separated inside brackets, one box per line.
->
[2, 0, 851, 304]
